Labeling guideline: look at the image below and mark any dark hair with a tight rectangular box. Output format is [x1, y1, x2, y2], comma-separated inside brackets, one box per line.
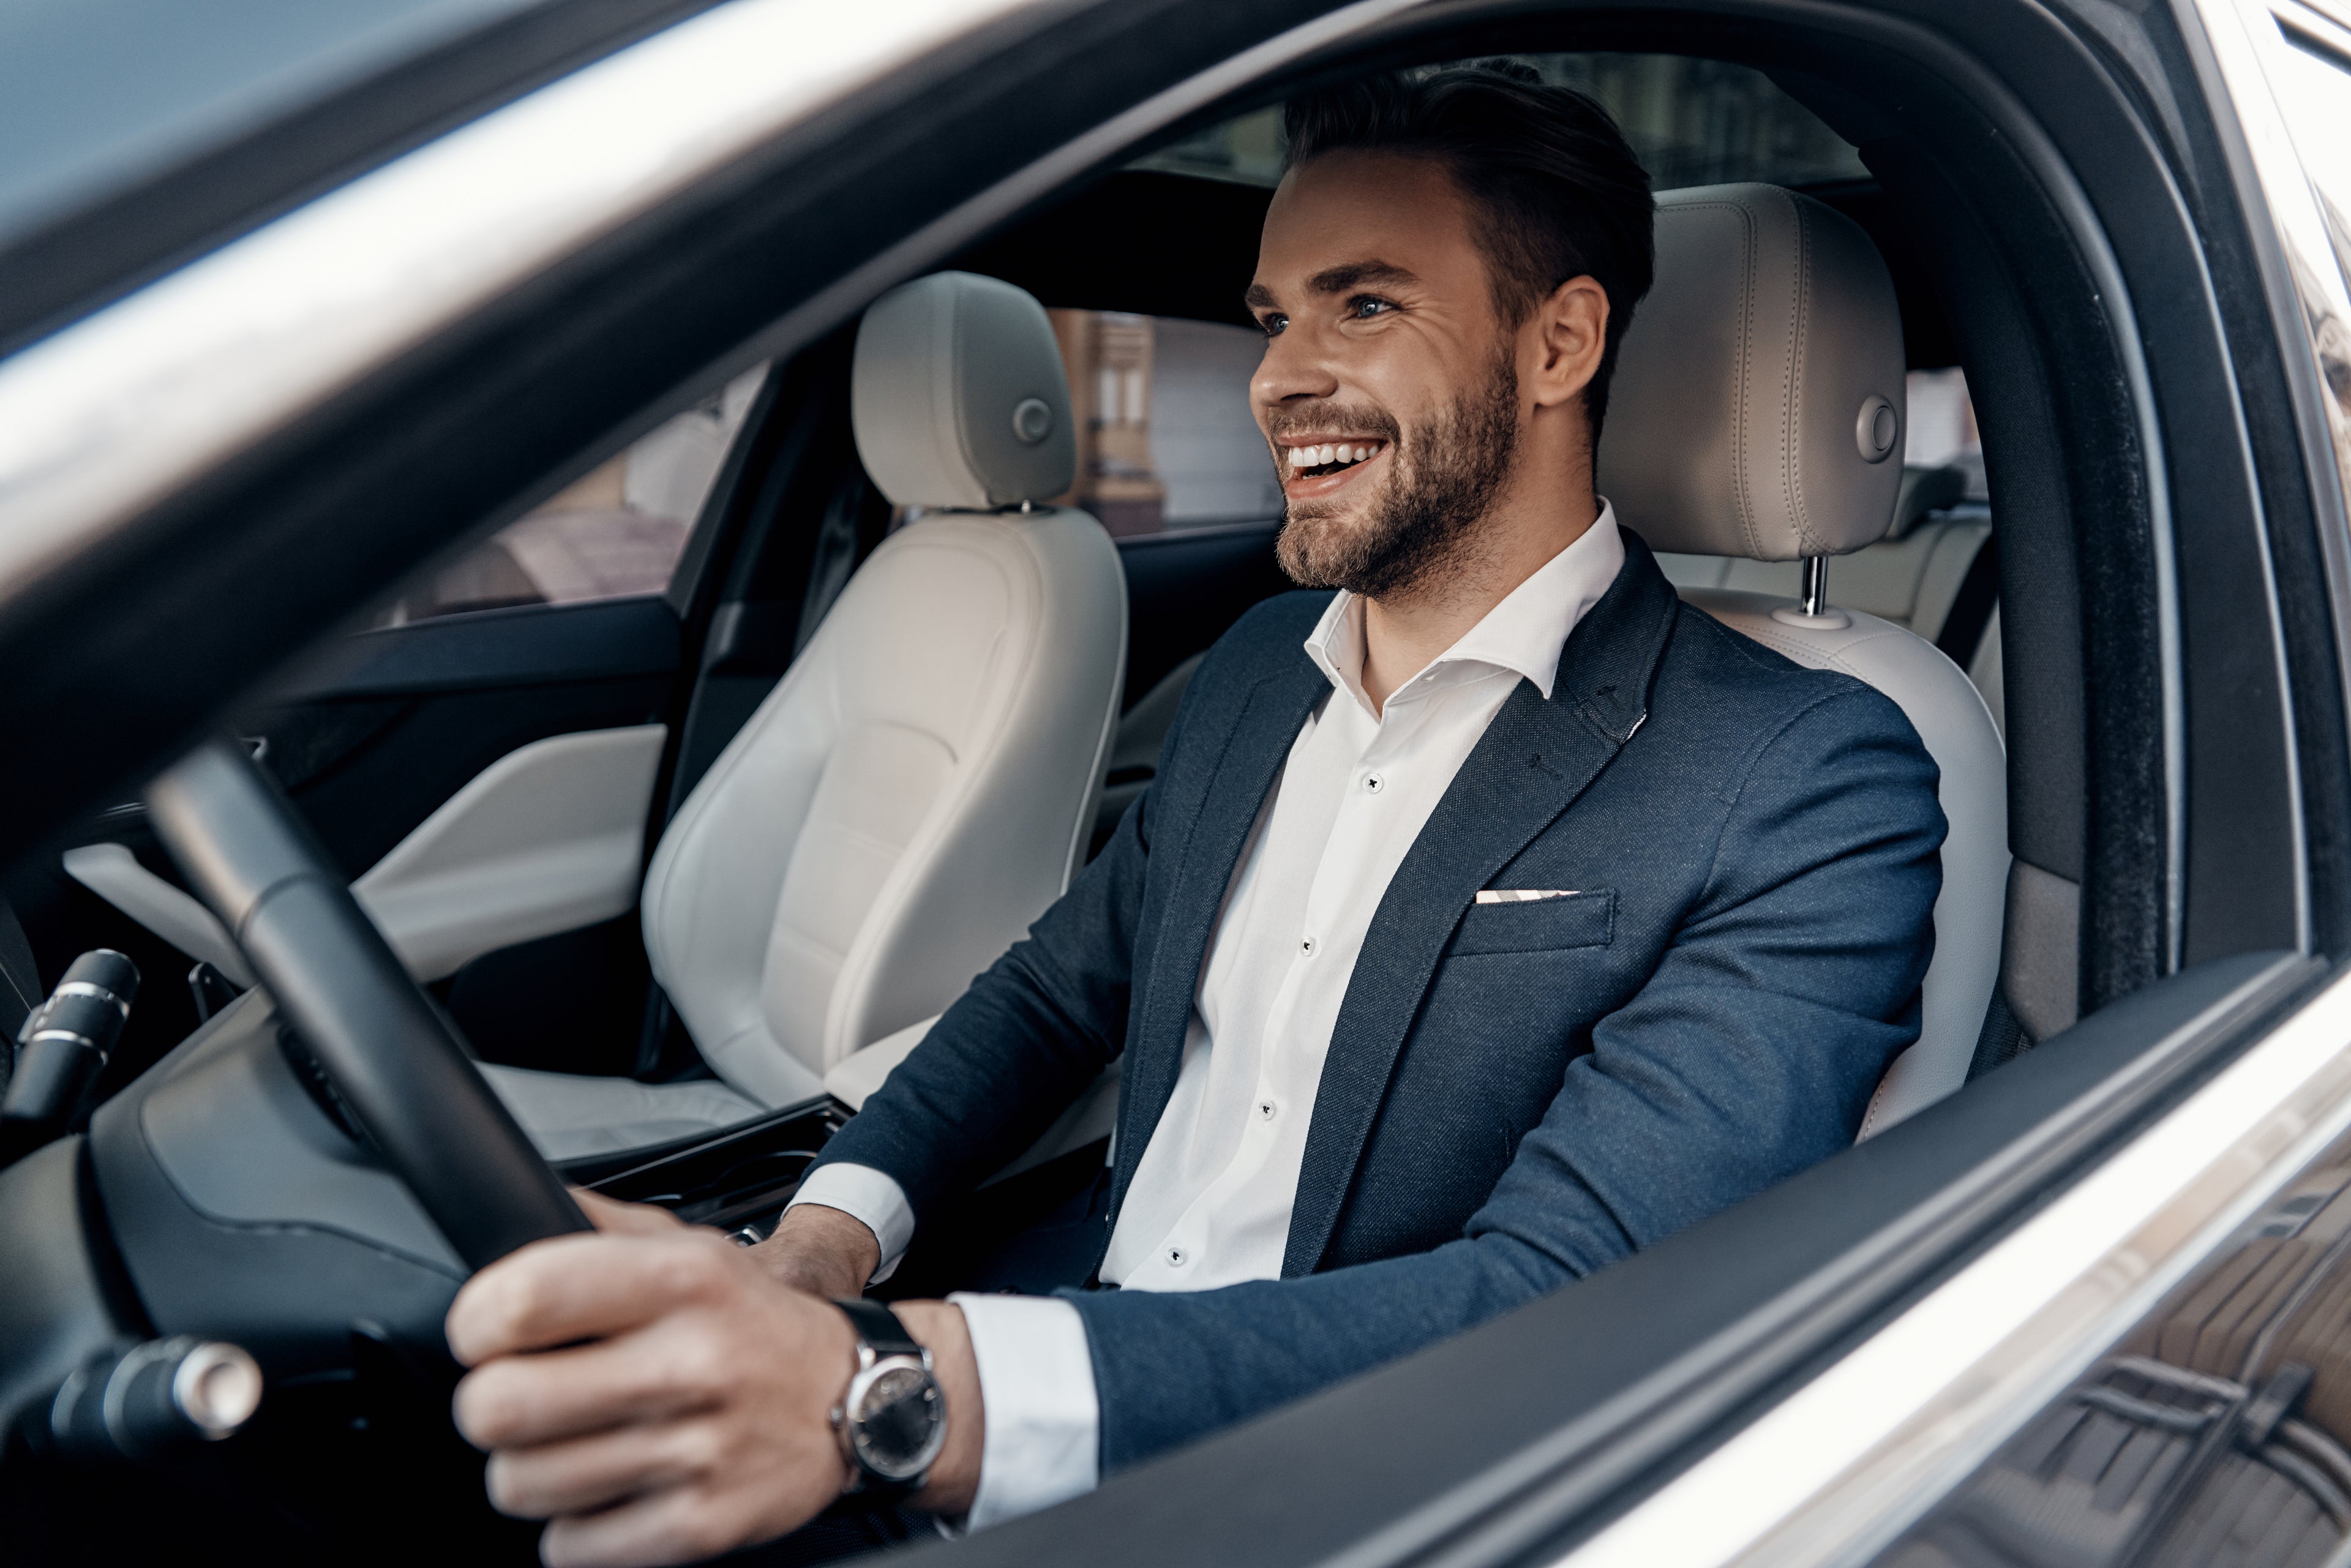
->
[1283, 62, 1655, 439]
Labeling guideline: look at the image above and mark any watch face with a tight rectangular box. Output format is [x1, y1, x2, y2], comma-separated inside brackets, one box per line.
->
[849, 1359, 945, 1481]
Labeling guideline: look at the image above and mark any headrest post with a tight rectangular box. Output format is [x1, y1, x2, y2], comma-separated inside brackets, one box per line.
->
[1800, 556, 1829, 618]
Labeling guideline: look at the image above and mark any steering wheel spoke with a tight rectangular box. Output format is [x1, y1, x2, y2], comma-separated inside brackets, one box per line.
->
[144, 740, 589, 1271]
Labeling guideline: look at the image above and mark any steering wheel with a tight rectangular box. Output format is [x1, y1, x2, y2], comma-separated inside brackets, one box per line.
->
[144, 740, 590, 1270]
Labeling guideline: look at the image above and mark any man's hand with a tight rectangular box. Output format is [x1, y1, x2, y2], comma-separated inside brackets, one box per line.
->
[748, 1202, 882, 1300]
[448, 1192, 980, 1567]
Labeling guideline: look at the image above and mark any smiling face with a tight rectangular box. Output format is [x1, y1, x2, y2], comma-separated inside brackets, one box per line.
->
[1248, 149, 1532, 599]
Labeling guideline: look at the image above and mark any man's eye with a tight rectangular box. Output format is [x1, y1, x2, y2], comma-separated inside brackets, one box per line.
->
[1261, 313, 1289, 338]
[1350, 296, 1394, 320]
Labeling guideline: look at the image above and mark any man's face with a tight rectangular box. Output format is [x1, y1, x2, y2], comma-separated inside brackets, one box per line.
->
[1248, 150, 1523, 598]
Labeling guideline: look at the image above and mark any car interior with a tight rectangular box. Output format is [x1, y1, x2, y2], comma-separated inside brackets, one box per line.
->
[13, 58, 2020, 1143]
[1, 2, 2338, 1561]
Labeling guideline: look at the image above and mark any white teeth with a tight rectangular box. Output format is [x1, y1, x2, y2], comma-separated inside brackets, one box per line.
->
[1286, 441, 1382, 473]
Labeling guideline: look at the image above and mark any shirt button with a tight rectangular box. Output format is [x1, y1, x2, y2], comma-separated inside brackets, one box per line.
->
[1300, 936, 1317, 957]
[1364, 771, 1385, 794]
[1258, 1100, 1278, 1121]
[1166, 1247, 1187, 1267]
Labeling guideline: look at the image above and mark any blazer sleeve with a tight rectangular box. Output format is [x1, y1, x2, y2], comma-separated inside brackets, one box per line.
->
[801, 672, 1194, 1224]
[1066, 683, 1946, 1472]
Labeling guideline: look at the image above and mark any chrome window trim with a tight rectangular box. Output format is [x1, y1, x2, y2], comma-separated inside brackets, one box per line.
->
[0, 0, 1043, 614]
[2174, 0, 2351, 814]
[1562, 962, 2351, 1568]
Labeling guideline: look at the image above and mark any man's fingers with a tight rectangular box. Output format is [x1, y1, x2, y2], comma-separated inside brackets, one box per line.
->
[482, 1417, 726, 1521]
[573, 1189, 686, 1238]
[447, 1231, 740, 1366]
[454, 1318, 740, 1450]
[450, 1236, 860, 1564]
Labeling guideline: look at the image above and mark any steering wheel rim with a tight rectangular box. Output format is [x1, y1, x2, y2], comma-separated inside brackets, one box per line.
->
[144, 740, 589, 1270]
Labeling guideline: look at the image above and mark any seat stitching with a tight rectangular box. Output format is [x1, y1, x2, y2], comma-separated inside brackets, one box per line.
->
[1657, 198, 1771, 559]
[1859, 1064, 1899, 1138]
[1735, 200, 1761, 560]
[1787, 193, 1813, 555]
[819, 514, 1050, 1065]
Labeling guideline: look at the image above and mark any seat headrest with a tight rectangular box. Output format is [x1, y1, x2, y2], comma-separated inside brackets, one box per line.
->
[1596, 184, 1907, 561]
[851, 271, 1077, 510]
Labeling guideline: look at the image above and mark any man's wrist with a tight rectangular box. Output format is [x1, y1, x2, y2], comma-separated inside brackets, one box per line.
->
[894, 1301, 983, 1517]
[752, 1202, 882, 1297]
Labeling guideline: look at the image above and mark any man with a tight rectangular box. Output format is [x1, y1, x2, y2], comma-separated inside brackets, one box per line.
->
[446, 66, 1944, 1567]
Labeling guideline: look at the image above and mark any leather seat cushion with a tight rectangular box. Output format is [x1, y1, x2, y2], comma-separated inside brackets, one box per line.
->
[480, 1062, 767, 1161]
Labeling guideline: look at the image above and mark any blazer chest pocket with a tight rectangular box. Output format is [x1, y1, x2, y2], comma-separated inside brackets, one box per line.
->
[1449, 889, 1616, 956]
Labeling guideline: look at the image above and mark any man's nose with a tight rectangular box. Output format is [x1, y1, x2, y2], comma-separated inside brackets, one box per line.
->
[1254, 328, 1341, 408]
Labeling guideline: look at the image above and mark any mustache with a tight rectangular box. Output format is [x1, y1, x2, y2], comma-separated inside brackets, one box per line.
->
[1264, 402, 1402, 447]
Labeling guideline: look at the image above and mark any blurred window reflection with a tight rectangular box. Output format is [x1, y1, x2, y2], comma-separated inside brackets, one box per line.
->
[1044, 310, 1280, 537]
[2259, 9, 2351, 509]
[384, 366, 765, 623]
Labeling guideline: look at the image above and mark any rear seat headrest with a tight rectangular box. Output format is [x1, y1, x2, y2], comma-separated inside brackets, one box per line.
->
[851, 271, 1076, 511]
[1596, 184, 1907, 561]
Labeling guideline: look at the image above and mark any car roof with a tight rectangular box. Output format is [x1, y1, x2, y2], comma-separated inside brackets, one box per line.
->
[0, 0, 539, 249]
[0, 0, 719, 359]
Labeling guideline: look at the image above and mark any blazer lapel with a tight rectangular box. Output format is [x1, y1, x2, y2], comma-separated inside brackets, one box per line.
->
[1280, 535, 1683, 1276]
[1111, 653, 1329, 1214]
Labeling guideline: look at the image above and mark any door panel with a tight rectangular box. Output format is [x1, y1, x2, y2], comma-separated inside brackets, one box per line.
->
[18, 594, 683, 1093]
[350, 722, 667, 982]
[250, 595, 680, 877]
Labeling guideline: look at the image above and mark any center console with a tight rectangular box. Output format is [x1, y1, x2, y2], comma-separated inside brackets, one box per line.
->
[560, 1097, 848, 1242]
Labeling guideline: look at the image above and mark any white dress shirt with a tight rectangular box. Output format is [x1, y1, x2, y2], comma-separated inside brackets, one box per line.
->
[791, 505, 1625, 1528]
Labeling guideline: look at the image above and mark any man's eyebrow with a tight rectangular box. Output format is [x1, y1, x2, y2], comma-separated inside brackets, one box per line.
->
[1307, 260, 1419, 294]
[1242, 260, 1422, 315]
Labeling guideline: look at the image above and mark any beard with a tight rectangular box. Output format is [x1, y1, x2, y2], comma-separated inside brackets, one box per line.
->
[1273, 354, 1521, 600]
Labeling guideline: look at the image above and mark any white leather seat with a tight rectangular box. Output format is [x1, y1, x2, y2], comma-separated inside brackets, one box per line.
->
[1597, 183, 2008, 1136]
[486, 272, 1128, 1158]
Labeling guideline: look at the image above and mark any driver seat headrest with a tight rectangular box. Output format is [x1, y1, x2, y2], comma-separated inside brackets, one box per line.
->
[1597, 183, 1907, 561]
[850, 271, 1078, 511]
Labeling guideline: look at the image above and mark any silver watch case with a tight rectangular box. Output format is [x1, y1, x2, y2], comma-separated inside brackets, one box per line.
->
[831, 1341, 947, 1487]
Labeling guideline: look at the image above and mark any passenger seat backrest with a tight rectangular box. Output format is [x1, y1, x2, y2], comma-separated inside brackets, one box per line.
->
[1601, 184, 2008, 1136]
[642, 272, 1126, 1106]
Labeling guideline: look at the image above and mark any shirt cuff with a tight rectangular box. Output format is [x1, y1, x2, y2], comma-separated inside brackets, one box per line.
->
[786, 1163, 915, 1284]
[949, 1292, 1100, 1530]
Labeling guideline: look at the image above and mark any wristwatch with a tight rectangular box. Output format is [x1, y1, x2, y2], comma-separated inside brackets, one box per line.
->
[828, 1299, 947, 1504]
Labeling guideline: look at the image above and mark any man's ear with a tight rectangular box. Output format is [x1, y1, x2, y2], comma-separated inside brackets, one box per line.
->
[1525, 276, 1610, 411]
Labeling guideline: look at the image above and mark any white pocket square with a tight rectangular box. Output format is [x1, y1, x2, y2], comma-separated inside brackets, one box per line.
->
[1474, 888, 1580, 904]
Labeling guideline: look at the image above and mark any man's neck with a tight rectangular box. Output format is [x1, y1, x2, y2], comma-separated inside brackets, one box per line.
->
[1359, 483, 1600, 713]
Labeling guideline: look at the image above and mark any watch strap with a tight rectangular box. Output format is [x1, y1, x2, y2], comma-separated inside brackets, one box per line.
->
[834, 1297, 923, 1360]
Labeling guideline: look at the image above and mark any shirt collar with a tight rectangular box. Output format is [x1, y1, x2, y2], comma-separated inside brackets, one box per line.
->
[1304, 501, 1625, 716]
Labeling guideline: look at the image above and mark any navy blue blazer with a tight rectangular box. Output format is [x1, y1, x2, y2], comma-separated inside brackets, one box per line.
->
[812, 531, 1944, 1474]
